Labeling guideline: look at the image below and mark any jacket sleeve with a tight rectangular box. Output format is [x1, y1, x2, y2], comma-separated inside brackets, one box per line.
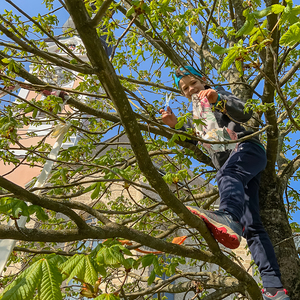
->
[215, 86, 252, 123]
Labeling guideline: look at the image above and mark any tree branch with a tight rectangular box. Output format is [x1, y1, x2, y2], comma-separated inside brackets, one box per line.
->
[279, 58, 300, 87]
[0, 176, 89, 230]
[199, 0, 219, 50]
[5, 0, 87, 66]
[89, 0, 115, 28]
[116, 2, 184, 66]
[126, 271, 245, 299]
[13, 246, 80, 257]
[0, 23, 93, 74]
[278, 154, 300, 188]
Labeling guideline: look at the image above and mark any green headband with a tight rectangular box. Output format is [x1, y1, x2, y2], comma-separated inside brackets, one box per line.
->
[174, 66, 202, 87]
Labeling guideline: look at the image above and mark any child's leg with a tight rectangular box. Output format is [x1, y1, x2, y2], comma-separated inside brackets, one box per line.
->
[188, 142, 267, 249]
[217, 142, 266, 221]
[241, 175, 283, 288]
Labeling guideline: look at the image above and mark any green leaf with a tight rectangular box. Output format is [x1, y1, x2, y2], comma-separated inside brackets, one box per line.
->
[94, 294, 120, 300]
[139, 14, 145, 25]
[0, 199, 46, 221]
[91, 182, 101, 199]
[212, 45, 231, 55]
[235, 60, 243, 76]
[141, 254, 154, 268]
[60, 254, 84, 279]
[38, 259, 62, 300]
[0, 260, 43, 300]
[168, 133, 179, 147]
[252, 6, 272, 18]
[12, 202, 28, 219]
[165, 6, 176, 12]
[147, 270, 156, 285]
[70, 59, 78, 64]
[220, 49, 238, 71]
[84, 256, 98, 286]
[193, 119, 206, 126]
[97, 245, 125, 267]
[123, 258, 135, 270]
[174, 118, 185, 129]
[65, 255, 86, 284]
[151, 255, 162, 276]
[24, 106, 35, 113]
[97, 264, 107, 277]
[126, 6, 135, 17]
[32, 108, 38, 119]
[60, 254, 100, 286]
[59, 168, 67, 183]
[280, 22, 300, 47]
[84, 182, 97, 193]
[34, 206, 49, 221]
[1, 58, 10, 64]
[13, 62, 19, 72]
[47, 254, 67, 267]
[271, 4, 285, 14]
[236, 17, 255, 37]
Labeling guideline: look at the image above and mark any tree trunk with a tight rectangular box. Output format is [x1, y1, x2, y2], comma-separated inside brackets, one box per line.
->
[260, 172, 300, 300]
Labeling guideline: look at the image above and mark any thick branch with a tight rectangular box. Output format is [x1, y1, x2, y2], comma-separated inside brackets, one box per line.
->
[0, 225, 88, 242]
[278, 154, 300, 190]
[0, 176, 89, 230]
[279, 57, 300, 87]
[260, 7, 280, 177]
[126, 271, 246, 299]
[89, 0, 114, 28]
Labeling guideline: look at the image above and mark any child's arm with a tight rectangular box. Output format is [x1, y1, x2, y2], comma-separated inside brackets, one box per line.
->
[159, 106, 178, 128]
[215, 87, 252, 122]
[160, 107, 198, 145]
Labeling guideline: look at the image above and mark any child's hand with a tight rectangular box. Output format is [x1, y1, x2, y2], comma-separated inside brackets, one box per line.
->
[197, 89, 218, 104]
[159, 106, 178, 128]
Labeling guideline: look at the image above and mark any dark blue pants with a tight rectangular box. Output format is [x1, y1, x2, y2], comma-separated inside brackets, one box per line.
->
[217, 141, 282, 288]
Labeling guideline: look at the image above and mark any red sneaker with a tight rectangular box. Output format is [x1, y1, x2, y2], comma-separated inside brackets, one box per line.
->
[262, 289, 290, 299]
[187, 206, 242, 249]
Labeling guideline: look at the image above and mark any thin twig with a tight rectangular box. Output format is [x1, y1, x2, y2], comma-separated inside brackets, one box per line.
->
[5, 0, 87, 66]
[110, 15, 137, 61]
[199, 0, 218, 50]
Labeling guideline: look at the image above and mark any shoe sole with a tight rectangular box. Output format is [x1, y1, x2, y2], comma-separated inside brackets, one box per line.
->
[263, 295, 290, 300]
[187, 206, 241, 249]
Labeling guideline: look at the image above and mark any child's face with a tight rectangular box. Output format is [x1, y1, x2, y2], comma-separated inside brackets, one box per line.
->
[179, 75, 206, 99]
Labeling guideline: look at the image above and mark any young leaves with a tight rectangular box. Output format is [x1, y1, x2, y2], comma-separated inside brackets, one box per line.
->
[140, 254, 163, 285]
[234, 0, 300, 47]
[0, 260, 43, 300]
[0, 258, 62, 300]
[280, 22, 300, 47]
[96, 242, 133, 270]
[60, 254, 99, 286]
[94, 294, 120, 300]
[38, 259, 62, 300]
[213, 40, 245, 75]
[0, 198, 48, 222]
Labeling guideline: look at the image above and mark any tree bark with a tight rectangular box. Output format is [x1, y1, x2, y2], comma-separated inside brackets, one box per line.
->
[260, 174, 300, 299]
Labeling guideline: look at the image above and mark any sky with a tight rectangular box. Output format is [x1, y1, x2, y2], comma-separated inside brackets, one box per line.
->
[1, 0, 299, 226]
